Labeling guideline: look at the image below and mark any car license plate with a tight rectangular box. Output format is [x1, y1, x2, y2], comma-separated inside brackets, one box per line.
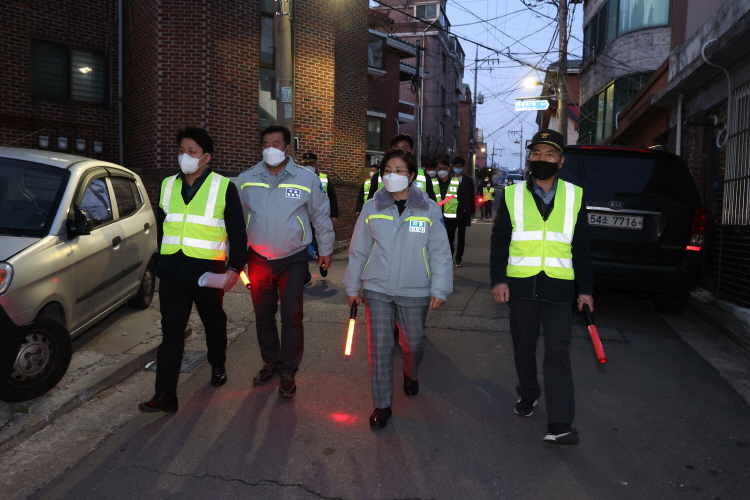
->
[588, 213, 643, 230]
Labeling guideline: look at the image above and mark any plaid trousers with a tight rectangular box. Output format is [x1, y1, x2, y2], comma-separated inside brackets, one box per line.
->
[363, 289, 430, 409]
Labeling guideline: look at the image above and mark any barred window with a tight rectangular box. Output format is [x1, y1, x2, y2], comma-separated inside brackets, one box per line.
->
[724, 81, 750, 225]
[31, 40, 106, 105]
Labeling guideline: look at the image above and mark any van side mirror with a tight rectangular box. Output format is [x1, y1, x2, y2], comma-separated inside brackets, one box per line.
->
[67, 205, 93, 237]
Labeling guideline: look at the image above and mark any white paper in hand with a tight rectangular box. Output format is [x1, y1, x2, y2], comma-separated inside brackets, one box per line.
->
[198, 272, 228, 289]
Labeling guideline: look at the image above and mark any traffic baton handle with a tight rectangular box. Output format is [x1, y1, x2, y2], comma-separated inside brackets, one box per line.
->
[239, 271, 251, 290]
[583, 304, 607, 364]
[320, 266, 328, 278]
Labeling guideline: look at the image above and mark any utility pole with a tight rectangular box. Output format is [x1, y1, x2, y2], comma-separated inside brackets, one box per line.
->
[557, 0, 569, 142]
[519, 120, 524, 172]
[416, 40, 423, 169]
[470, 46, 478, 178]
[275, 0, 294, 144]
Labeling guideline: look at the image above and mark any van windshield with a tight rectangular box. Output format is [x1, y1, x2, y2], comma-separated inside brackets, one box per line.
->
[0, 159, 70, 237]
[560, 152, 701, 206]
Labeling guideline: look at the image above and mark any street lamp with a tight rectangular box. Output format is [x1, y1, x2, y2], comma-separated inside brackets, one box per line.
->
[480, 147, 486, 152]
[524, 77, 544, 88]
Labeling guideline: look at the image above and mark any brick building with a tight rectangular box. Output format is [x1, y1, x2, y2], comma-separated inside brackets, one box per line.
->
[366, 9, 418, 167]
[371, 0, 466, 165]
[0, 0, 369, 242]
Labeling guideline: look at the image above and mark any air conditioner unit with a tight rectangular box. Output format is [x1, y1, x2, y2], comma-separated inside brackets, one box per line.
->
[454, 120, 461, 128]
[443, 108, 451, 118]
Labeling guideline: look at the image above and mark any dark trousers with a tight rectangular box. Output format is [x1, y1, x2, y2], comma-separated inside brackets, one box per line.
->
[444, 217, 466, 260]
[248, 247, 308, 374]
[508, 298, 574, 425]
[482, 200, 493, 219]
[156, 277, 227, 395]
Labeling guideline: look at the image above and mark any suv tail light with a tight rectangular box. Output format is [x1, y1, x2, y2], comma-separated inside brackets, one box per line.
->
[686, 207, 707, 251]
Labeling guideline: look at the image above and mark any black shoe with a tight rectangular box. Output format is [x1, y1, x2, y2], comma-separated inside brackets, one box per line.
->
[403, 372, 419, 396]
[138, 392, 178, 413]
[544, 423, 580, 445]
[279, 373, 297, 398]
[369, 407, 392, 429]
[211, 364, 228, 387]
[253, 362, 278, 385]
[514, 397, 538, 417]
[455, 259, 463, 268]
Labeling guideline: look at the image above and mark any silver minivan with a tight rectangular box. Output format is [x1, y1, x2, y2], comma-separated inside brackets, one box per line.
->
[0, 148, 158, 402]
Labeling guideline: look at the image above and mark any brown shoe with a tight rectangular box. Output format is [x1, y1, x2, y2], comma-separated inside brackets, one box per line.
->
[279, 373, 297, 398]
[253, 362, 278, 385]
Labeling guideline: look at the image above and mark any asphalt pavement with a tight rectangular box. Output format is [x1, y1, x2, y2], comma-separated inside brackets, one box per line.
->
[7, 221, 750, 499]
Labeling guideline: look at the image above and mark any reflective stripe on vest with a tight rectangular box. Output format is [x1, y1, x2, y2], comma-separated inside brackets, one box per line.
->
[413, 169, 428, 191]
[159, 172, 230, 261]
[432, 178, 460, 217]
[504, 180, 582, 280]
[319, 173, 329, 194]
[483, 187, 494, 201]
[363, 178, 384, 202]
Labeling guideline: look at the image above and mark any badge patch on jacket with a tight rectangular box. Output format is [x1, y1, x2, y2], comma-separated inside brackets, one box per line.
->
[285, 188, 301, 199]
[409, 221, 426, 233]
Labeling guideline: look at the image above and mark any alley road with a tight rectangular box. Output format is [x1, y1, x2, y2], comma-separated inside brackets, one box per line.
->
[8, 221, 750, 499]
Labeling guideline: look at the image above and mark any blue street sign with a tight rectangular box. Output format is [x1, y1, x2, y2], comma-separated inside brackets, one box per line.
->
[515, 100, 550, 112]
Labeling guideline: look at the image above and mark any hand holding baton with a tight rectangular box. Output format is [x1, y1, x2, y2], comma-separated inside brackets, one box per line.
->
[582, 303, 607, 363]
[239, 270, 251, 290]
[344, 302, 357, 356]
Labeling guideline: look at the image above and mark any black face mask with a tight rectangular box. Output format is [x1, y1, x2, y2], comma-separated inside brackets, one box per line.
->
[529, 160, 559, 180]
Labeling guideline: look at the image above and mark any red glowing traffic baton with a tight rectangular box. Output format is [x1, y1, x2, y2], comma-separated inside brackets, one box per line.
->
[239, 271, 251, 289]
[438, 195, 456, 206]
[582, 303, 607, 363]
[344, 302, 357, 356]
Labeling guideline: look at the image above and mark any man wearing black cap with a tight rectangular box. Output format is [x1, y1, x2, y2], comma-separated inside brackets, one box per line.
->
[489, 128, 594, 445]
[300, 152, 338, 287]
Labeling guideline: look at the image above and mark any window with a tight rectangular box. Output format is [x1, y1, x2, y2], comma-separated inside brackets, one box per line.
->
[441, 86, 446, 108]
[31, 40, 106, 104]
[367, 117, 382, 151]
[724, 81, 750, 225]
[442, 51, 447, 74]
[260, 15, 274, 65]
[579, 72, 654, 144]
[79, 178, 112, 227]
[416, 4, 438, 20]
[110, 177, 140, 218]
[259, 67, 277, 129]
[368, 35, 384, 70]
[583, 0, 670, 60]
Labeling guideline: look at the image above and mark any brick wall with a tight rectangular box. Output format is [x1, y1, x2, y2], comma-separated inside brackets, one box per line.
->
[0, 0, 118, 161]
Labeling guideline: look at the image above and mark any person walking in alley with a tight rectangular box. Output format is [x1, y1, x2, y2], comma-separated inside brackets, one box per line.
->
[139, 126, 246, 413]
[344, 149, 453, 429]
[489, 129, 594, 445]
[300, 152, 338, 287]
[236, 125, 334, 398]
[365, 134, 436, 203]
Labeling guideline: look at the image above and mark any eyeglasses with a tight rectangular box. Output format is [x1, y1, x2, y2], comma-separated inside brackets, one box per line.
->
[383, 168, 410, 175]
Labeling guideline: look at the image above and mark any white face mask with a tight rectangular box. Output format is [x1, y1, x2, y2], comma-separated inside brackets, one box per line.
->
[178, 153, 205, 175]
[453, 168, 463, 175]
[426, 170, 437, 178]
[369, 171, 377, 178]
[437, 170, 449, 178]
[262, 146, 287, 167]
[383, 173, 410, 193]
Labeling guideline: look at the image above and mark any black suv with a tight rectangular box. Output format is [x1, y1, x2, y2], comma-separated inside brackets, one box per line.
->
[558, 145, 706, 314]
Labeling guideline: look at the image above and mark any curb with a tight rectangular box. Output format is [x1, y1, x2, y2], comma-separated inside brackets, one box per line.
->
[688, 298, 750, 353]
[0, 328, 190, 455]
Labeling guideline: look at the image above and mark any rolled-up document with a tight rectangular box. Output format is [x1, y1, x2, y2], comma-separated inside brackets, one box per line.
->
[198, 272, 228, 289]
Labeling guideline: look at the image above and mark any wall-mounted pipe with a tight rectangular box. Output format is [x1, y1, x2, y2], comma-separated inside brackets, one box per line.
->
[701, 39, 732, 148]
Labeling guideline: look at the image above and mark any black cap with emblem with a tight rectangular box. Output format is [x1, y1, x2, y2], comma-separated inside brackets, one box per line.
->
[301, 152, 317, 164]
[527, 129, 565, 153]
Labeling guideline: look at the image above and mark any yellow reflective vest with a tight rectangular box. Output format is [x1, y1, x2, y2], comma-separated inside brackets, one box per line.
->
[320, 173, 329, 193]
[432, 178, 460, 218]
[483, 186, 495, 201]
[159, 172, 230, 261]
[504, 179, 583, 280]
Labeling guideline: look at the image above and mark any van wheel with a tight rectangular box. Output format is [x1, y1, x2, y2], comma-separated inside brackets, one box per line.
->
[654, 293, 690, 315]
[0, 318, 72, 403]
[128, 259, 156, 310]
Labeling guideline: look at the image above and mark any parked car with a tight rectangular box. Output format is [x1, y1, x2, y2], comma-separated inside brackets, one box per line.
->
[0, 148, 158, 402]
[559, 145, 705, 314]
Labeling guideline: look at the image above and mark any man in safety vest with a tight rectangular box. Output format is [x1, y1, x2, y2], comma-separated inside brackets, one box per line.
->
[300, 152, 338, 287]
[489, 129, 594, 445]
[139, 126, 247, 413]
[366, 134, 436, 203]
[237, 125, 334, 398]
[481, 178, 495, 221]
[355, 164, 379, 216]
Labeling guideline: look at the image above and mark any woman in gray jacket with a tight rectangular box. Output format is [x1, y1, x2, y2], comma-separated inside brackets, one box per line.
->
[343, 149, 453, 429]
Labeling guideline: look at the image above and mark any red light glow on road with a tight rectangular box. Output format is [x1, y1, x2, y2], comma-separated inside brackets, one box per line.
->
[330, 413, 358, 425]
